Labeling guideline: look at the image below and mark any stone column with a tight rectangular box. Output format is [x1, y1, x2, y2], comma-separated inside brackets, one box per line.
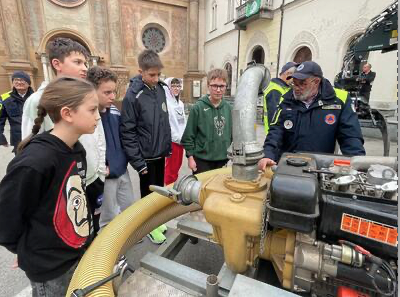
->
[1, 0, 36, 88]
[188, 0, 199, 71]
[106, 0, 129, 100]
[183, 0, 206, 103]
[107, 0, 124, 66]
[40, 53, 49, 83]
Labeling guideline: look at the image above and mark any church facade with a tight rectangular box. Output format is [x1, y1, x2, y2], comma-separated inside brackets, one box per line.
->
[0, 0, 203, 100]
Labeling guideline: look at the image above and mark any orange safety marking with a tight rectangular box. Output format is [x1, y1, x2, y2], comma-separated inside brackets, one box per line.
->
[340, 213, 397, 247]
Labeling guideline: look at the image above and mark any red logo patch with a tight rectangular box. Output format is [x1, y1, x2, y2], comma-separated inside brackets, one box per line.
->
[325, 114, 336, 125]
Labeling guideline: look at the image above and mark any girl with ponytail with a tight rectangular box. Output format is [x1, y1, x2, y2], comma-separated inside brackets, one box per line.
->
[0, 77, 100, 297]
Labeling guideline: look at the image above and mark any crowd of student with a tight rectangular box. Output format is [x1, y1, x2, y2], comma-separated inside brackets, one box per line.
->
[0, 37, 233, 297]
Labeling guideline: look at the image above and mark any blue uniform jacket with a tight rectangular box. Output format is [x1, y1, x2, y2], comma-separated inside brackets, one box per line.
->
[100, 105, 128, 179]
[0, 87, 34, 147]
[263, 78, 366, 162]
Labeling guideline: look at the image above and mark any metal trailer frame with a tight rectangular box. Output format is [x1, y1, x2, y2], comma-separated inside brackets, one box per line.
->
[118, 216, 298, 297]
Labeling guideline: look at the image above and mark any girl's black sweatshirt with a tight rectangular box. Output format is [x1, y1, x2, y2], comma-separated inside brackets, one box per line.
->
[0, 132, 93, 282]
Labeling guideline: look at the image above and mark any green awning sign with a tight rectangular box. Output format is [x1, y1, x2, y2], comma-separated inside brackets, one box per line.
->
[245, 0, 261, 17]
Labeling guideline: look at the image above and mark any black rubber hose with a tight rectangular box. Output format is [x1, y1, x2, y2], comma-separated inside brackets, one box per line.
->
[337, 263, 393, 294]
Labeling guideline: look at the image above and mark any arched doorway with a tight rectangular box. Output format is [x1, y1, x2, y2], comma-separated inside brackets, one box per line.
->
[293, 46, 312, 63]
[252, 46, 265, 64]
[224, 62, 233, 96]
[37, 29, 96, 82]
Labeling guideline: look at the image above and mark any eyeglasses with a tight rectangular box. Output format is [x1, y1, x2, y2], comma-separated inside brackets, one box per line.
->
[293, 78, 317, 87]
[13, 78, 28, 84]
[209, 84, 227, 91]
[171, 84, 181, 89]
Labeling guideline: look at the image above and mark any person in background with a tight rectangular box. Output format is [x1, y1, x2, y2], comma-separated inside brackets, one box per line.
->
[262, 62, 297, 135]
[163, 77, 186, 185]
[357, 63, 376, 102]
[0, 71, 34, 154]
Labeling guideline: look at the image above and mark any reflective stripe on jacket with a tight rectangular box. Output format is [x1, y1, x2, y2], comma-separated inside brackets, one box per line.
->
[263, 79, 291, 135]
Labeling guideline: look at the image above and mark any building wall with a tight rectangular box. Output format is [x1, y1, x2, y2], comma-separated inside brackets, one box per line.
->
[237, 11, 282, 79]
[0, 0, 189, 97]
[203, 0, 239, 95]
[281, 0, 396, 104]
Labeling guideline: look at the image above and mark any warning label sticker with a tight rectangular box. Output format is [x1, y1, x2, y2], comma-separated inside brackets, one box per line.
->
[341, 213, 398, 247]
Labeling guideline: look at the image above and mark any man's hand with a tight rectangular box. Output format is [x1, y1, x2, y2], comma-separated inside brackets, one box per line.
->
[258, 158, 276, 171]
[11, 257, 18, 269]
[141, 169, 148, 175]
[188, 156, 197, 172]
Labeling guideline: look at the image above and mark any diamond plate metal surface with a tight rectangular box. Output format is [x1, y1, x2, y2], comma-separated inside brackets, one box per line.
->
[118, 269, 195, 297]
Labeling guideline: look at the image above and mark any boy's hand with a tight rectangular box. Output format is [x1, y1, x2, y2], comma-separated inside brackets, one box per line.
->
[188, 156, 197, 172]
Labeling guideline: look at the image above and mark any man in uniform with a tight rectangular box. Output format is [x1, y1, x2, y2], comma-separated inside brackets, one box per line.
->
[262, 62, 297, 135]
[0, 71, 34, 153]
[258, 61, 366, 169]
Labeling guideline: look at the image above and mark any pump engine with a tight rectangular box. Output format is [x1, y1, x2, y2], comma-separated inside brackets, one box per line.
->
[267, 153, 398, 297]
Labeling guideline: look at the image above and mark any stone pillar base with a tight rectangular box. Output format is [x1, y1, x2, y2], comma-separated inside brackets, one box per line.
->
[110, 65, 130, 101]
[183, 71, 206, 103]
[2, 60, 37, 89]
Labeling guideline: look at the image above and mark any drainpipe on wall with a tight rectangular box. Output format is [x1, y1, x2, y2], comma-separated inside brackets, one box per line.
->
[236, 29, 241, 88]
[276, 0, 286, 77]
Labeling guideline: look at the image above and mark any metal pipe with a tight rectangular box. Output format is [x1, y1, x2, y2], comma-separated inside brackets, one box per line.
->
[350, 156, 397, 171]
[228, 64, 270, 181]
[206, 274, 219, 297]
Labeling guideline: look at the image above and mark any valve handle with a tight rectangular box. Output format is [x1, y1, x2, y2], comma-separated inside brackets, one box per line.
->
[149, 185, 181, 201]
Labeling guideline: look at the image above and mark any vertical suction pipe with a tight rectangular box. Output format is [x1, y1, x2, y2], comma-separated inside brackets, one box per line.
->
[228, 64, 271, 181]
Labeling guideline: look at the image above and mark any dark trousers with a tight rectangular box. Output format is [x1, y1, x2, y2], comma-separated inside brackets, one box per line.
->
[193, 156, 228, 174]
[86, 177, 104, 235]
[30, 261, 79, 297]
[140, 158, 165, 198]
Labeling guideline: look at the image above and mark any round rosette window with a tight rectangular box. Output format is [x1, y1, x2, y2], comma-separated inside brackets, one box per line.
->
[142, 27, 167, 53]
[49, 0, 86, 8]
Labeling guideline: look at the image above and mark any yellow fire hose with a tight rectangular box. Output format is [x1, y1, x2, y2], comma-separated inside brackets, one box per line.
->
[67, 167, 230, 296]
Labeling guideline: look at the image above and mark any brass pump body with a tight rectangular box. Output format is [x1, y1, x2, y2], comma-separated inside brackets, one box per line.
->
[198, 169, 272, 273]
[194, 167, 296, 290]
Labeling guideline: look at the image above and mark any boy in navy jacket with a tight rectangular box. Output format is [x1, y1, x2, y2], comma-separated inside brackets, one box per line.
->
[87, 67, 136, 228]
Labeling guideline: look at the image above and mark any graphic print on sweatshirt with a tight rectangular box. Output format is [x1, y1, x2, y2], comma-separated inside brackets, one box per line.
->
[214, 116, 226, 136]
[53, 161, 90, 248]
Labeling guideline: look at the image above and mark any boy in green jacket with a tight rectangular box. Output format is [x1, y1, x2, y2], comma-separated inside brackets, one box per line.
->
[181, 68, 232, 174]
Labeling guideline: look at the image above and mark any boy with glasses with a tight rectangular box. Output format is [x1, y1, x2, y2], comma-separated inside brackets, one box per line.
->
[181, 68, 232, 174]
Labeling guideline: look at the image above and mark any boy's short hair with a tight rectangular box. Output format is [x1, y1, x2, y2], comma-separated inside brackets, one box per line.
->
[207, 68, 228, 84]
[47, 37, 89, 72]
[87, 66, 118, 89]
[171, 78, 181, 85]
[138, 49, 163, 71]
